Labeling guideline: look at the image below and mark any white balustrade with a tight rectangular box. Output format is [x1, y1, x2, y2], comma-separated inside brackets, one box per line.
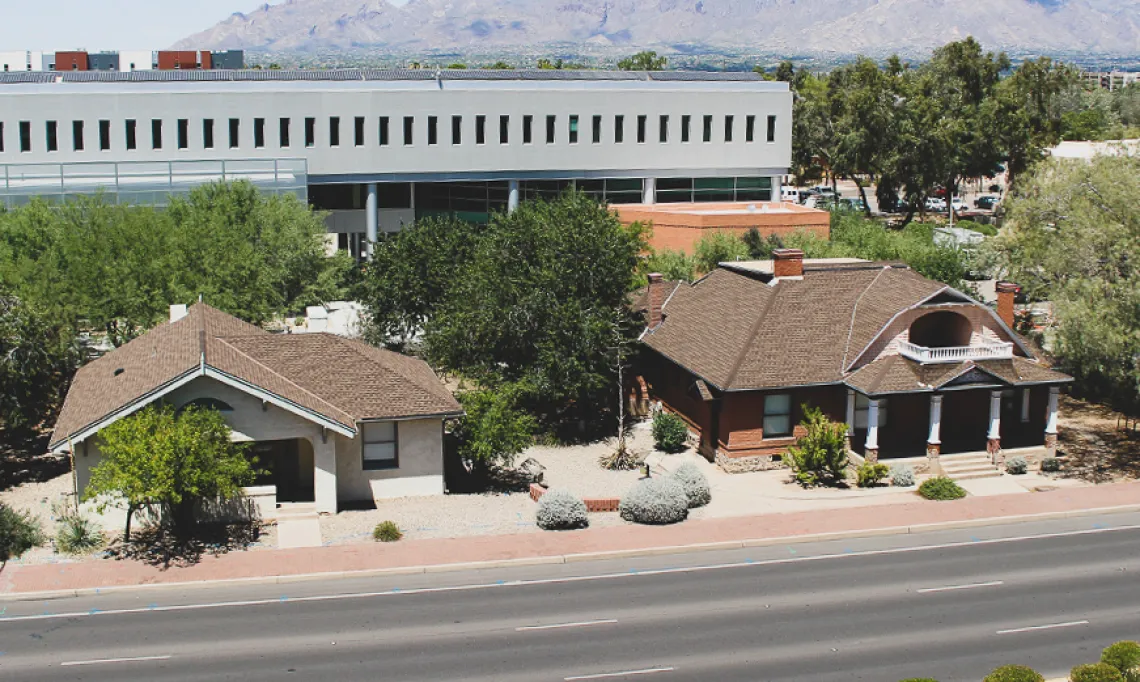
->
[898, 340, 1014, 364]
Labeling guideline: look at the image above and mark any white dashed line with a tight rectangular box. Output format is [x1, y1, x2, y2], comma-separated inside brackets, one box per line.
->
[997, 620, 1089, 635]
[917, 580, 1004, 594]
[565, 666, 675, 680]
[60, 655, 172, 667]
[517, 619, 618, 632]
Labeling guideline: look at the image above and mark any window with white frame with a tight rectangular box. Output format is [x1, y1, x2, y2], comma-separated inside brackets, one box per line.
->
[854, 394, 888, 429]
[362, 421, 398, 470]
[763, 394, 792, 438]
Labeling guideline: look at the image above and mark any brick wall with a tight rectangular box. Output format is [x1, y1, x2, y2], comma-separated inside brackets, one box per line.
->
[717, 386, 845, 459]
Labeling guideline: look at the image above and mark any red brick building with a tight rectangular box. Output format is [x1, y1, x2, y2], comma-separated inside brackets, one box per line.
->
[637, 251, 1071, 473]
[614, 201, 831, 254]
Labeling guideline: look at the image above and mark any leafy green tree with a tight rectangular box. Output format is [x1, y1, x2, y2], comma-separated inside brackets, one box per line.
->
[828, 57, 900, 216]
[987, 57, 1074, 188]
[0, 503, 44, 564]
[0, 292, 81, 435]
[487, 61, 512, 70]
[537, 58, 563, 70]
[742, 228, 785, 259]
[617, 51, 667, 71]
[784, 406, 849, 487]
[85, 405, 255, 539]
[643, 249, 696, 282]
[446, 63, 467, 69]
[451, 386, 536, 471]
[693, 230, 750, 275]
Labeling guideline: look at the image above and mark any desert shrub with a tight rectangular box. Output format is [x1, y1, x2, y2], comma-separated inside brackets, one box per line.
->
[600, 437, 643, 471]
[785, 406, 849, 487]
[1071, 663, 1125, 682]
[1102, 641, 1140, 680]
[652, 411, 689, 453]
[672, 463, 712, 508]
[535, 489, 589, 531]
[619, 477, 689, 525]
[856, 462, 890, 487]
[0, 503, 44, 562]
[1041, 457, 1061, 473]
[982, 665, 1044, 682]
[918, 476, 967, 501]
[1005, 456, 1028, 475]
[372, 521, 403, 542]
[891, 464, 916, 487]
[54, 510, 105, 555]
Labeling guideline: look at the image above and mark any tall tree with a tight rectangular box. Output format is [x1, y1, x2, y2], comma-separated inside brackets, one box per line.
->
[987, 57, 1074, 188]
[0, 291, 81, 435]
[617, 51, 667, 71]
[828, 57, 900, 216]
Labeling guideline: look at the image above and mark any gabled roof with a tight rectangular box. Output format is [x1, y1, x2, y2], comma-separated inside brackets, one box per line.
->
[844, 355, 1072, 396]
[51, 304, 461, 451]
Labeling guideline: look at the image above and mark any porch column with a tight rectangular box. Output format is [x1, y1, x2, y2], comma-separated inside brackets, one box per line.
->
[1020, 388, 1031, 422]
[927, 394, 942, 458]
[313, 430, 337, 515]
[864, 398, 880, 463]
[365, 182, 378, 261]
[1045, 386, 1060, 456]
[987, 389, 1002, 464]
[845, 389, 856, 451]
[507, 179, 520, 213]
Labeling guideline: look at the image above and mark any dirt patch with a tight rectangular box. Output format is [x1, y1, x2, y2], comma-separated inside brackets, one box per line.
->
[1057, 395, 1140, 483]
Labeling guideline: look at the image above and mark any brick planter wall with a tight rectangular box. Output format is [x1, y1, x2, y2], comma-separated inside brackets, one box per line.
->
[529, 483, 621, 513]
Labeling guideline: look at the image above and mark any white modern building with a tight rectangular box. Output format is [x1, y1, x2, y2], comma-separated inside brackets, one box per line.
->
[0, 69, 792, 257]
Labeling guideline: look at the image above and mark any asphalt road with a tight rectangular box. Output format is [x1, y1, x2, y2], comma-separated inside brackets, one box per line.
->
[1, 514, 1139, 682]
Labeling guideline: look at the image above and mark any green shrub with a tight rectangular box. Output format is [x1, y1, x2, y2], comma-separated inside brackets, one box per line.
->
[890, 464, 916, 487]
[785, 406, 849, 487]
[672, 462, 712, 508]
[453, 386, 537, 470]
[1005, 456, 1028, 475]
[693, 230, 750, 275]
[652, 411, 689, 453]
[1102, 641, 1140, 680]
[1041, 457, 1062, 472]
[619, 477, 689, 525]
[856, 462, 890, 487]
[982, 664, 1044, 682]
[957, 219, 998, 236]
[54, 511, 105, 555]
[536, 489, 589, 531]
[0, 503, 44, 562]
[1071, 663, 1126, 682]
[644, 249, 696, 282]
[918, 476, 967, 501]
[372, 521, 403, 542]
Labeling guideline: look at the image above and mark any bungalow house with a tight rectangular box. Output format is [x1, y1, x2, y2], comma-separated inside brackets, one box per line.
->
[637, 250, 1071, 474]
[50, 303, 462, 525]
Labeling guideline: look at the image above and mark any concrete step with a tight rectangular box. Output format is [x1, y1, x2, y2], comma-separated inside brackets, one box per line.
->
[950, 470, 1003, 481]
[276, 503, 318, 519]
[943, 466, 999, 478]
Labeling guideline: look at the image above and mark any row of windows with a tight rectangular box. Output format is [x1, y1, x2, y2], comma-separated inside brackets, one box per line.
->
[0, 113, 779, 154]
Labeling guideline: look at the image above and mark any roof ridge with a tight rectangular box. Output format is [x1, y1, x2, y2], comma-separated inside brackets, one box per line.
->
[840, 266, 892, 373]
[721, 272, 780, 390]
[318, 333, 454, 404]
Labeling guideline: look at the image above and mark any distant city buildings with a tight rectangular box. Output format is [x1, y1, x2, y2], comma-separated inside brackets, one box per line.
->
[1081, 70, 1140, 91]
[0, 49, 243, 73]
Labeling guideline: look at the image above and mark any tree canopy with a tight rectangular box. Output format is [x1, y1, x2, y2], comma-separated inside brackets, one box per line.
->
[0, 291, 80, 435]
[617, 51, 667, 71]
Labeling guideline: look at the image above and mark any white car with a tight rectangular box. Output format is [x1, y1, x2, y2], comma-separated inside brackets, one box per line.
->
[924, 197, 947, 212]
[949, 199, 969, 213]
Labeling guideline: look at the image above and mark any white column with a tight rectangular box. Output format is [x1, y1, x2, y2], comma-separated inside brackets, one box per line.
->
[313, 432, 338, 515]
[865, 399, 880, 451]
[1045, 386, 1060, 434]
[928, 395, 942, 445]
[845, 389, 856, 437]
[507, 179, 520, 213]
[988, 390, 1002, 441]
[771, 175, 783, 203]
[365, 182, 378, 260]
[1020, 389, 1031, 423]
[643, 177, 656, 205]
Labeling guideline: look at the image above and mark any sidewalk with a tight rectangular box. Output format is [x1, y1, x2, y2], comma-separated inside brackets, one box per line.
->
[3, 481, 1139, 597]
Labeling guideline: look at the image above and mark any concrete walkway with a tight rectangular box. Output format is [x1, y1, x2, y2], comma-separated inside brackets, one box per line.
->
[2, 481, 1138, 597]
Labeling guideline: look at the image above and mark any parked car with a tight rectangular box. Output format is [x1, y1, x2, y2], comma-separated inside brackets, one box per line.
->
[812, 185, 839, 198]
[949, 198, 969, 213]
[838, 197, 867, 212]
[924, 197, 947, 212]
[974, 195, 1000, 210]
[781, 187, 802, 203]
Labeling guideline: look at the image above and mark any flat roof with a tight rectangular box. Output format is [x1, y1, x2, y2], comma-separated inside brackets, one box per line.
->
[721, 258, 872, 276]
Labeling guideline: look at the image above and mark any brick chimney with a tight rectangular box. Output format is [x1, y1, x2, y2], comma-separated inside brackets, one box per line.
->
[647, 273, 665, 329]
[995, 281, 1020, 328]
[772, 248, 805, 279]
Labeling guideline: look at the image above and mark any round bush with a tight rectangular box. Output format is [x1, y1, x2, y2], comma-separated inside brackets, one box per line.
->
[535, 489, 589, 531]
[1102, 641, 1140, 675]
[982, 664, 1044, 682]
[856, 462, 889, 487]
[1041, 457, 1062, 473]
[372, 520, 403, 542]
[1071, 663, 1126, 682]
[672, 463, 711, 508]
[652, 411, 689, 453]
[1005, 456, 1028, 475]
[619, 477, 689, 525]
[918, 476, 967, 501]
[890, 464, 916, 487]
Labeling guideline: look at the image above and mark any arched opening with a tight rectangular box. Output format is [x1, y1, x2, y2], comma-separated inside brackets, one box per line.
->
[908, 311, 972, 348]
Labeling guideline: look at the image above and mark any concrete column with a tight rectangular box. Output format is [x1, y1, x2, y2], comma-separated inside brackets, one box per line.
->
[865, 398, 880, 462]
[771, 175, 783, 203]
[312, 432, 338, 515]
[507, 179, 520, 213]
[927, 394, 942, 458]
[643, 177, 656, 205]
[1020, 388, 1031, 423]
[365, 182, 378, 260]
[1044, 386, 1060, 456]
[845, 389, 855, 451]
[987, 390, 1002, 461]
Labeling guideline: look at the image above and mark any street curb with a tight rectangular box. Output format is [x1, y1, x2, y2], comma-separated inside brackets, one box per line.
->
[3, 503, 1140, 602]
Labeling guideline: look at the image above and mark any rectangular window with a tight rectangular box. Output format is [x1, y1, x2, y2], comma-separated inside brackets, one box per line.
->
[854, 394, 888, 429]
[228, 118, 239, 149]
[568, 115, 579, 144]
[378, 117, 389, 146]
[19, 121, 31, 152]
[305, 117, 316, 147]
[427, 116, 438, 145]
[46, 120, 58, 152]
[724, 115, 734, 143]
[125, 120, 136, 151]
[763, 394, 792, 438]
[637, 115, 647, 143]
[99, 120, 110, 151]
[354, 116, 364, 147]
[362, 421, 398, 470]
[615, 115, 624, 143]
[150, 119, 162, 150]
[328, 117, 339, 147]
[475, 115, 486, 145]
[72, 120, 84, 151]
[403, 116, 413, 145]
[592, 115, 601, 144]
[254, 117, 265, 148]
[451, 115, 462, 145]
[702, 115, 712, 142]
[177, 119, 188, 150]
[545, 115, 555, 144]
[745, 114, 756, 142]
[767, 115, 777, 143]
[659, 115, 668, 143]
[280, 118, 290, 148]
[681, 115, 691, 143]
[522, 115, 532, 144]
[499, 115, 509, 144]
[203, 119, 215, 149]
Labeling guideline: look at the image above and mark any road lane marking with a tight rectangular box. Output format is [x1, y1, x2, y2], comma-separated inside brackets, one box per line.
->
[3, 525, 1139, 624]
[997, 620, 1090, 635]
[565, 666, 675, 680]
[917, 580, 1004, 594]
[60, 655, 172, 667]
[517, 619, 618, 632]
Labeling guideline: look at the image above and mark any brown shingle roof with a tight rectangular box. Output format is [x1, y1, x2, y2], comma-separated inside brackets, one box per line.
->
[52, 304, 460, 449]
[844, 355, 1073, 396]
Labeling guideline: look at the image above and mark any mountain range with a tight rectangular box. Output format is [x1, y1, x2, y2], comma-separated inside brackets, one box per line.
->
[175, 0, 1140, 56]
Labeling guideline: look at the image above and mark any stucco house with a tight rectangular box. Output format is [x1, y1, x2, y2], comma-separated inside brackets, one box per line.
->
[50, 303, 462, 525]
[636, 249, 1072, 474]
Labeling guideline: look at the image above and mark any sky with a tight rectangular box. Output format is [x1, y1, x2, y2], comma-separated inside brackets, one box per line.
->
[0, 0, 259, 49]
